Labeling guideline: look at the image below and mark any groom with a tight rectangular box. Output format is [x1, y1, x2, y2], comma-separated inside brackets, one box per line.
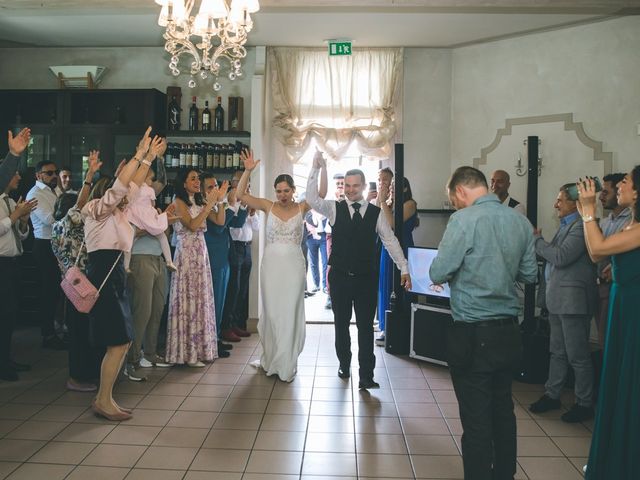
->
[307, 152, 411, 388]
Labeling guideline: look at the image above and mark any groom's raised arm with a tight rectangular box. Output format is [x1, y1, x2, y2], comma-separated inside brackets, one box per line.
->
[306, 165, 336, 224]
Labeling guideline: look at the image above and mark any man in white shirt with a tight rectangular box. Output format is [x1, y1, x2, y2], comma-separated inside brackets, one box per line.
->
[26, 160, 66, 350]
[491, 170, 526, 216]
[59, 166, 77, 193]
[0, 133, 38, 380]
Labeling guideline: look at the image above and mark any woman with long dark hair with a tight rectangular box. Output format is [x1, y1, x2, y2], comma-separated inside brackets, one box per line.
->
[165, 167, 228, 367]
[577, 167, 640, 479]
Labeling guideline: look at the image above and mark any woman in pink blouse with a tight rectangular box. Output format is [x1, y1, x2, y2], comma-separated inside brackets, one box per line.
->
[82, 128, 165, 421]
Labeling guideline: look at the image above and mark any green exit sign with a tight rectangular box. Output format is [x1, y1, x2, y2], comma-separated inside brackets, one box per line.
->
[329, 41, 352, 56]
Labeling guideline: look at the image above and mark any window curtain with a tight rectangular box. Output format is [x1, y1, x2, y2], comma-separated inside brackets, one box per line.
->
[269, 47, 403, 162]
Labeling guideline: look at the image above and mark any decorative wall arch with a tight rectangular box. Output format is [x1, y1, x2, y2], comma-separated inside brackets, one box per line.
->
[472, 113, 613, 174]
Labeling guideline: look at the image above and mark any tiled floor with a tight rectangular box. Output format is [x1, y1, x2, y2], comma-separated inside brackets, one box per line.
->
[0, 324, 592, 479]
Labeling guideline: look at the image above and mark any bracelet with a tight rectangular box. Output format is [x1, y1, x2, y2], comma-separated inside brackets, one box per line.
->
[142, 159, 152, 167]
[582, 214, 595, 223]
[83, 181, 92, 187]
[133, 156, 142, 163]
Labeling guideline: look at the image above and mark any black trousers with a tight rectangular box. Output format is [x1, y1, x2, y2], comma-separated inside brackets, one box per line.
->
[447, 320, 523, 480]
[0, 257, 19, 366]
[65, 299, 103, 382]
[328, 269, 378, 379]
[32, 238, 61, 337]
[222, 241, 252, 330]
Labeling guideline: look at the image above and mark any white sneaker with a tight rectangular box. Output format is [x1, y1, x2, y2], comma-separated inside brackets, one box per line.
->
[139, 356, 173, 368]
[139, 358, 153, 368]
[375, 334, 385, 346]
[124, 364, 147, 382]
[187, 361, 205, 368]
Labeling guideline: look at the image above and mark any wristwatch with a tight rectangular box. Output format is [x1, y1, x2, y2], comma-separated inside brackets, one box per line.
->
[83, 181, 92, 187]
[582, 214, 595, 223]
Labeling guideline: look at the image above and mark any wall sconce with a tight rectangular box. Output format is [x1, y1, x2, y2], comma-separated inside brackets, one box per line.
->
[515, 138, 543, 177]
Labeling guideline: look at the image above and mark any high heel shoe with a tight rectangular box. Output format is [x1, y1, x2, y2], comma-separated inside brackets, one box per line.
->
[91, 402, 132, 421]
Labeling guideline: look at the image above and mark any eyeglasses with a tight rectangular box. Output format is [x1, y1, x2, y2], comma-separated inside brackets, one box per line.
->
[40, 170, 58, 176]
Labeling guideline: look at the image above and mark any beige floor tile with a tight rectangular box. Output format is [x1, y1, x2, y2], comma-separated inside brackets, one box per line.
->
[82, 444, 146, 468]
[517, 436, 564, 456]
[0, 420, 22, 437]
[393, 389, 436, 403]
[149, 382, 195, 396]
[397, 403, 443, 418]
[535, 419, 592, 437]
[183, 470, 241, 479]
[228, 385, 273, 399]
[412, 454, 464, 479]
[103, 425, 162, 446]
[31, 405, 87, 423]
[266, 399, 311, 415]
[189, 448, 250, 472]
[307, 415, 354, 433]
[299, 477, 356, 480]
[389, 377, 429, 389]
[28, 441, 95, 464]
[311, 388, 353, 402]
[353, 402, 399, 417]
[11, 389, 64, 405]
[433, 390, 459, 403]
[310, 401, 353, 416]
[398, 417, 452, 436]
[5, 462, 73, 480]
[137, 395, 185, 411]
[198, 373, 241, 385]
[568, 457, 588, 472]
[357, 453, 414, 478]
[135, 446, 198, 470]
[518, 456, 583, 479]
[301, 452, 356, 476]
[552, 436, 592, 457]
[270, 387, 313, 401]
[166, 411, 218, 428]
[386, 366, 427, 378]
[0, 404, 43, 421]
[54, 423, 115, 443]
[356, 433, 409, 454]
[305, 432, 355, 452]
[189, 384, 234, 398]
[253, 430, 306, 451]
[66, 465, 130, 480]
[405, 434, 459, 455]
[354, 416, 403, 434]
[354, 388, 395, 403]
[0, 439, 46, 462]
[0, 462, 20, 478]
[127, 409, 174, 427]
[4, 420, 68, 441]
[221, 398, 268, 414]
[162, 370, 206, 383]
[242, 474, 299, 480]
[179, 396, 227, 412]
[124, 468, 185, 480]
[438, 403, 460, 419]
[245, 450, 303, 474]
[259, 414, 308, 432]
[516, 418, 546, 436]
[445, 418, 463, 436]
[236, 374, 276, 386]
[213, 413, 263, 430]
[114, 381, 157, 395]
[207, 363, 246, 374]
[202, 429, 257, 449]
[152, 426, 208, 448]
[426, 379, 454, 390]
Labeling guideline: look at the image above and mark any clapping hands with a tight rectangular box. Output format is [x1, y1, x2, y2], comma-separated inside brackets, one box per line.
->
[313, 149, 327, 169]
[14, 196, 37, 219]
[135, 126, 153, 159]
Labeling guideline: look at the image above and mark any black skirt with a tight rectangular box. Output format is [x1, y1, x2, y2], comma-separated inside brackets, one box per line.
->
[87, 250, 133, 347]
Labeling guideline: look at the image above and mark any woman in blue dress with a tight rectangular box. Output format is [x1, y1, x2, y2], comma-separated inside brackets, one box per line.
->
[377, 177, 418, 345]
[577, 168, 640, 480]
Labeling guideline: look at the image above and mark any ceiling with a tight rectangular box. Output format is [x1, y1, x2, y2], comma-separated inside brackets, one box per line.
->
[0, 0, 638, 49]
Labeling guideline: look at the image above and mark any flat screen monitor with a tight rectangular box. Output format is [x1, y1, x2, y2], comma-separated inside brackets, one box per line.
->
[407, 246, 451, 303]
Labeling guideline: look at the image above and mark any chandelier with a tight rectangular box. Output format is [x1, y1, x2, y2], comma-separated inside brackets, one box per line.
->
[155, 0, 259, 91]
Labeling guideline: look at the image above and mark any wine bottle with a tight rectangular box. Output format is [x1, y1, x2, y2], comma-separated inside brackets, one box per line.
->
[168, 95, 181, 131]
[214, 96, 224, 132]
[213, 144, 220, 169]
[171, 143, 180, 168]
[197, 143, 205, 169]
[225, 143, 234, 169]
[179, 143, 187, 168]
[163, 185, 173, 207]
[164, 143, 173, 168]
[206, 143, 214, 169]
[232, 141, 241, 170]
[185, 144, 193, 168]
[202, 101, 211, 131]
[188, 96, 198, 131]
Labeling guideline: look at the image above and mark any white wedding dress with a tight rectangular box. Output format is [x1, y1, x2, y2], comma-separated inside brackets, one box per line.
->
[255, 204, 306, 382]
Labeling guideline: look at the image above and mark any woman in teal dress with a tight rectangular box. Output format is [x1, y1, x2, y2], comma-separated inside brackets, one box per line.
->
[577, 166, 640, 480]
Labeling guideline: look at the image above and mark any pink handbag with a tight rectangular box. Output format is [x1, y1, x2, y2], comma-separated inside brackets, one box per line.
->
[60, 241, 122, 314]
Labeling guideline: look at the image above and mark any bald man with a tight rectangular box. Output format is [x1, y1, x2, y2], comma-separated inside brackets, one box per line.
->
[490, 170, 526, 216]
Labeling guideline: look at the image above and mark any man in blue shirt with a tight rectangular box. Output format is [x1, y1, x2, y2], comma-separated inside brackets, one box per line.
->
[430, 166, 537, 480]
[529, 184, 596, 423]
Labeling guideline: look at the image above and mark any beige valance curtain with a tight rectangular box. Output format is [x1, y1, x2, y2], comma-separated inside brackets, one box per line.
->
[269, 47, 403, 162]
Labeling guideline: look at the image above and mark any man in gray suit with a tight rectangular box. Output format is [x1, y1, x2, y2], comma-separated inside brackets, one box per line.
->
[529, 183, 596, 423]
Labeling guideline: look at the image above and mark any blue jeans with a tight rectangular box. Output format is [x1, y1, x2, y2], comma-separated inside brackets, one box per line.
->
[306, 234, 327, 290]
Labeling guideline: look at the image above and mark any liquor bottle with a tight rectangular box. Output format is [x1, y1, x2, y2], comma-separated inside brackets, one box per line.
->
[225, 143, 234, 169]
[179, 143, 187, 168]
[188, 96, 198, 131]
[164, 143, 172, 168]
[214, 96, 224, 132]
[171, 143, 180, 168]
[202, 101, 211, 131]
[213, 144, 220, 169]
[206, 143, 214, 169]
[232, 141, 241, 170]
[168, 95, 181, 131]
[185, 144, 192, 168]
[197, 143, 205, 169]
[163, 184, 173, 207]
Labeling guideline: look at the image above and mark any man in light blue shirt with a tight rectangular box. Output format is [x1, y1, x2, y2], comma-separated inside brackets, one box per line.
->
[430, 166, 537, 480]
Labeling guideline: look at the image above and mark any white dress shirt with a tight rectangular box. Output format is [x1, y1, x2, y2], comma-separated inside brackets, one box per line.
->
[26, 181, 62, 239]
[502, 195, 526, 216]
[230, 207, 260, 242]
[0, 193, 29, 257]
[306, 167, 408, 274]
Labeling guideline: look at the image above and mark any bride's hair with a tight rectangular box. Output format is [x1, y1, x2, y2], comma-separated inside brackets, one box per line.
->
[274, 174, 295, 190]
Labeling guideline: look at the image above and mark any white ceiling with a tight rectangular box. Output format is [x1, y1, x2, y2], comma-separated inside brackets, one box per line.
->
[0, 0, 636, 49]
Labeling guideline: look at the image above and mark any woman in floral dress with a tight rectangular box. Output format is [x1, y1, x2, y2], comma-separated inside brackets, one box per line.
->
[165, 168, 228, 366]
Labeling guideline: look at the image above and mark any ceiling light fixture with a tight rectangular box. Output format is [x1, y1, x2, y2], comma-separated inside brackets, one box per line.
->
[155, 0, 259, 91]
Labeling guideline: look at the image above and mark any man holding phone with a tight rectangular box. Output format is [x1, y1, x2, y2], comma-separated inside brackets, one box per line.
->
[529, 183, 597, 423]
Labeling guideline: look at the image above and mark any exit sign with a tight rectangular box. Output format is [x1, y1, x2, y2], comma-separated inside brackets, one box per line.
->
[328, 41, 352, 56]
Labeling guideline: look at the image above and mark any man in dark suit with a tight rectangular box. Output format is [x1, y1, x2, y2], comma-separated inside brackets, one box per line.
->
[530, 183, 597, 423]
[306, 151, 411, 389]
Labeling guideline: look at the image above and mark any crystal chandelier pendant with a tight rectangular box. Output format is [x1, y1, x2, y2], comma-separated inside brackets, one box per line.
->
[157, 0, 259, 90]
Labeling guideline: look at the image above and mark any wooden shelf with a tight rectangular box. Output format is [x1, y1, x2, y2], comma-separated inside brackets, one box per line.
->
[167, 130, 250, 138]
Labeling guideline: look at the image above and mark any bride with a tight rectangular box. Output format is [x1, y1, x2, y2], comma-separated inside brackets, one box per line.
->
[236, 149, 326, 381]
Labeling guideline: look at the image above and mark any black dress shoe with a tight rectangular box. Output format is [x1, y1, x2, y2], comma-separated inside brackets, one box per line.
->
[529, 394, 562, 414]
[218, 349, 230, 358]
[218, 342, 234, 351]
[561, 404, 594, 423]
[358, 379, 380, 389]
[337, 366, 350, 379]
[0, 366, 19, 382]
[10, 360, 31, 372]
[42, 335, 68, 350]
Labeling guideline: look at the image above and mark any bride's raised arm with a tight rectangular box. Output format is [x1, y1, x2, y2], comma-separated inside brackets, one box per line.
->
[237, 149, 273, 213]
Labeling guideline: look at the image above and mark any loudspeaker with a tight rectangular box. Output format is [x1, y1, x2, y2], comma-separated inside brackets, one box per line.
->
[385, 308, 410, 355]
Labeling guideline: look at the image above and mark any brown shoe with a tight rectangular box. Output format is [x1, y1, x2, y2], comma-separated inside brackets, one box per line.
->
[221, 329, 242, 342]
[232, 326, 251, 338]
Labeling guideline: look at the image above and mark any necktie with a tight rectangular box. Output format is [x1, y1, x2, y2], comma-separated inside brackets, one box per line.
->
[352, 202, 362, 226]
[3, 196, 23, 255]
